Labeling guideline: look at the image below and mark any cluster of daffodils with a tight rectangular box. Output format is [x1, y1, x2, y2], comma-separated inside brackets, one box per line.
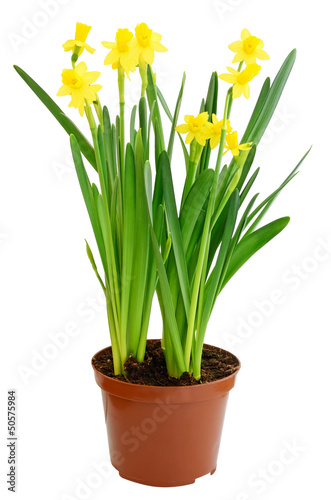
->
[57, 22, 167, 116]
[176, 28, 270, 157]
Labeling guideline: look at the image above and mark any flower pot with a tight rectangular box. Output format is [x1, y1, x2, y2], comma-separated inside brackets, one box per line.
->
[92, 343, 240, 487]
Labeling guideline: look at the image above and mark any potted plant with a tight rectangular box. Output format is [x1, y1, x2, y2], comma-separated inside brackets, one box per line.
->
[15, 22, 309, 487]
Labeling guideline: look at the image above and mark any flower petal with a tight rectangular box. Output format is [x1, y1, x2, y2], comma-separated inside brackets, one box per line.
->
[243, 83, 250, 99]
[228, 41, 243, 52]
[104, 49, 119, 65]
[256, 49, 270, 60]
[245, 54, 256, 65]
[142, 46, 155, 65]
[152, 41, 168, 53]
[185, 131, 195, 144]
[83, 42, 95, 54]
[57, 85, 71, 97]
[241, 28, 251, 40]
[232, 84, 243, 99]
[63, 40, 75, 51]
[210, 135, 220, 150]
[83, 71, 101, 84]
[151, 32, 162, 42]
[232, 51, 245, 63]
[195, 132, 206, 146]
[102, 41, 116, 48]
[219, 73, 237, 84]
[75, 62, 87, 76]
[175, 124, 190, 134]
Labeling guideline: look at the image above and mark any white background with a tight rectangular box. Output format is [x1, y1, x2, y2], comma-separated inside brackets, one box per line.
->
[1, 0, 330, 498]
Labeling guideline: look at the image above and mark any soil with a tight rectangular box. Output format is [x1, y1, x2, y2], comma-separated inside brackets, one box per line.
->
[92, 339, 240, 386]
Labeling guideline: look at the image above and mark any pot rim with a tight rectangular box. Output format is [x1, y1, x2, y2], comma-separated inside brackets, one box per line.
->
[92, 342, 241, 403]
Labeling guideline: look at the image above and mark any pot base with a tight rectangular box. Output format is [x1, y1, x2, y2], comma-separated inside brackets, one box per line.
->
[117, 466, 217, 487]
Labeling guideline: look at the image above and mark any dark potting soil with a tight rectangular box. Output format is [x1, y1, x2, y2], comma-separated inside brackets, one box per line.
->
[92, 339, 240, 386]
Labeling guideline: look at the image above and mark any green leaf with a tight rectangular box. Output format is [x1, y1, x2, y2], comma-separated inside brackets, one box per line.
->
[14, 65, 97, 170]
[167, 72, 186, 161]
[241, 78, 270, 143]
[248, 49, 297, 144]
[198, 190, 239, 344]
[157, 86, 190, 170]
[103, 106, 116, 192]
[244, 146, 311, 236]
[222, 217, 290, 288]
[180, 169, 213, 253]
[128, 131, 150, 353]
[70, 135, 107, 275]
[85, 240, 106, 293]
[146, 65, 165, 151]
[160, 151, 191, 320]
[121, 144, 136, 346]
[139, 96, 148, 151]
[130, 105, 137, 147]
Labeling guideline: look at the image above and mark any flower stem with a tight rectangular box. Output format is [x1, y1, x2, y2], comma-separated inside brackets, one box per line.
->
[118, 65, 125, 188]
[184, 89, 232, 371]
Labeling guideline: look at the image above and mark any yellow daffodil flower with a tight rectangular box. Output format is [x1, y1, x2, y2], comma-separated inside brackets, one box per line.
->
[223, 131, 252, 157]
[219, 63, 261, 99]
[204, 115, 232, 150]
[102, 28, 140, 77]
[63, 22, 95, 56]
[130, 23, 167, 65]
[176, 112, 209, 146]
[57, 62, 102, 116]
[228, 29, 269, 65]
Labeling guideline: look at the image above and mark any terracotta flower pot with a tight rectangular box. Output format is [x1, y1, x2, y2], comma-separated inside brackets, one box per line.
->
[92, 344, 240, 487]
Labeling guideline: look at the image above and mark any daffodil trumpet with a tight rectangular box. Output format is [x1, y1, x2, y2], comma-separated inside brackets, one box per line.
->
[15, 24, 310, 380]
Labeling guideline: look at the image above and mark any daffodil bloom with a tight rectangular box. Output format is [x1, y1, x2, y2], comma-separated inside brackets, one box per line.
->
[102, 28, 140, 77]
[219, 63, 261, 99]
[57, 62, 102, 116]
[223, 131, 252, 157]
[204, 114, 232, 150]
[130, 23, 167, 65]
[228, 28, 269, 65]
[176, 112, 209, 146]
[63, 22, 95, 56]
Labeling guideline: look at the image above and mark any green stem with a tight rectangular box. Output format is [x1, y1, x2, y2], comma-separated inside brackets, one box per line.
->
[181, 140, 204, 207]
[139, 60, 148, 97]
[184, 89, 232, 371]
[118, 66, 125, 188]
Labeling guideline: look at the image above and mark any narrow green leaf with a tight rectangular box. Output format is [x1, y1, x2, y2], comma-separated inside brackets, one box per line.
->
[241, 78, 270, 143]
[222, 217, 290, 288]
[157, 86, 190, 170]
[121, 144, 136, 348]
[70, 135, 107, 274]
[130, 105, 137, 146]
[160, 151, 191, 319]
[85, 240, 106, 293]
[180, 169, 213, 253]
[14, 65, 97, 170]
[103, 106, 116, 191]
[146, 65, 165, 151]
[248, 50, 297, 144]
[167, 72, 186, 161]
